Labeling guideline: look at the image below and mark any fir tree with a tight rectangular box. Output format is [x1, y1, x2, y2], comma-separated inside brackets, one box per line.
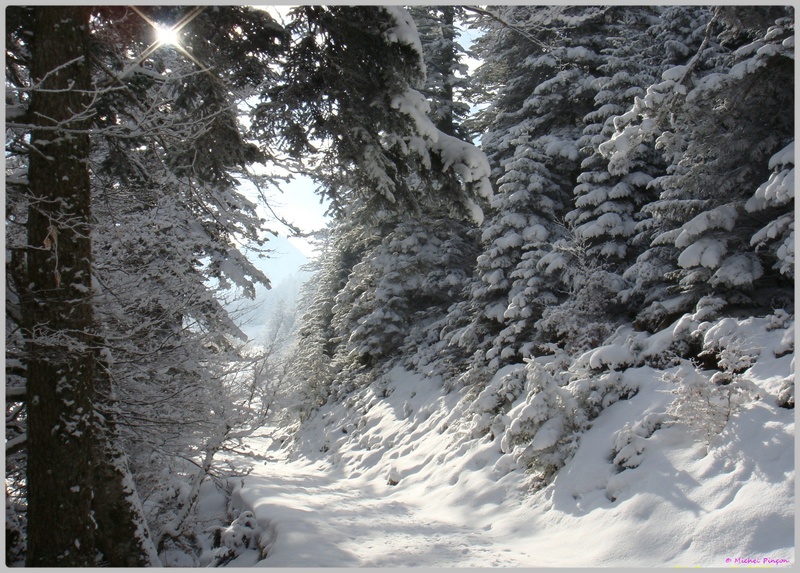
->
[17, 7, 97, 565]
[602, 6, 794, 329]
[539, 7, 707, 352]
[277, 7, 490, 402]
[444, 6, 614, 371]
[409, 6, 471, 139]
[254, 6, 492, 226]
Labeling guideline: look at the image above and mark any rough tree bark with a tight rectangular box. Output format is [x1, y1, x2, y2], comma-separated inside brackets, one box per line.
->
[23, 5, 96, 566]
[20, 7, 164, 566]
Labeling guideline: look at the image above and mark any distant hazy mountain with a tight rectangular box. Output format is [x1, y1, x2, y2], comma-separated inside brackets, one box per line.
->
[224, 233, 312, 343]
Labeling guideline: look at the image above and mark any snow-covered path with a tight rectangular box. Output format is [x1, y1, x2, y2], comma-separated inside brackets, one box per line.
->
[232, 454, 527, 567]
[220, 380, 793, 568]
[207, 320, 794, 569]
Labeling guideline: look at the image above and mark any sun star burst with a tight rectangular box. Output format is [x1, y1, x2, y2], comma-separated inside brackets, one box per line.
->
[155, 25, 181, 47]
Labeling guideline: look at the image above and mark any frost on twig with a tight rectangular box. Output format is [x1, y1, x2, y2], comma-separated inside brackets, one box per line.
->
[665, 361, 756, 447]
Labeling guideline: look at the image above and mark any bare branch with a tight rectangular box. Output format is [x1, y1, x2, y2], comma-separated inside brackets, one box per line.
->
[5, 433, 27, 456]
[460, 6, 551, 50]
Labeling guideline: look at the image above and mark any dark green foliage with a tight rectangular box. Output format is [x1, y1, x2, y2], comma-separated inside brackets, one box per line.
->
[251, 6, 426, 215]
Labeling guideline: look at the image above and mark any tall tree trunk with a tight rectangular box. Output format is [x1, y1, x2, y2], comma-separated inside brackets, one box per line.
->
[23, 6, 96, 566]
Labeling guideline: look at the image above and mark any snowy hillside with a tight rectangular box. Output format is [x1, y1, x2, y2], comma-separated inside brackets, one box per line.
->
[183, 313, 794, 568]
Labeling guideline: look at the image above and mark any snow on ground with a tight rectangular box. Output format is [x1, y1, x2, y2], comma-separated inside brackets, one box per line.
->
[203, 316, 794, 568]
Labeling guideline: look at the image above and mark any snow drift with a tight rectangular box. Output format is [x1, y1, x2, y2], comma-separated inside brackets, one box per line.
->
[192, 312, 794, 568]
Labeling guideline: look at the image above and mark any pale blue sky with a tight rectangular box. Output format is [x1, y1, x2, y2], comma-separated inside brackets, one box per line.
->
[236, 175, 330, 259]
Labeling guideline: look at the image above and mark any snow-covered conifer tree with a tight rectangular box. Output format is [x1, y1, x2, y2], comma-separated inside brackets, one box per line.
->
[273, 7, 490, 401]
[565, 7, 665, 264]
[409, 6, 471, 140]
[328, 213, 478, 387]
[9, 7, 98, 565]
[539, 7, 710, 352]
[443, 6, 617, 370]
[251, 6, 491, 225]
[602, 6, 794, 330]
[89, 7, 295, 560]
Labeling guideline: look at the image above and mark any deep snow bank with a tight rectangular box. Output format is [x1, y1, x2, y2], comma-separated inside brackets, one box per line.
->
[231, 314, 794, 567]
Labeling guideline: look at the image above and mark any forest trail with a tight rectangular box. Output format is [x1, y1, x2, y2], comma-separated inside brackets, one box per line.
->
[206, 341, 795, 569]
[232, 448, 530, 567]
